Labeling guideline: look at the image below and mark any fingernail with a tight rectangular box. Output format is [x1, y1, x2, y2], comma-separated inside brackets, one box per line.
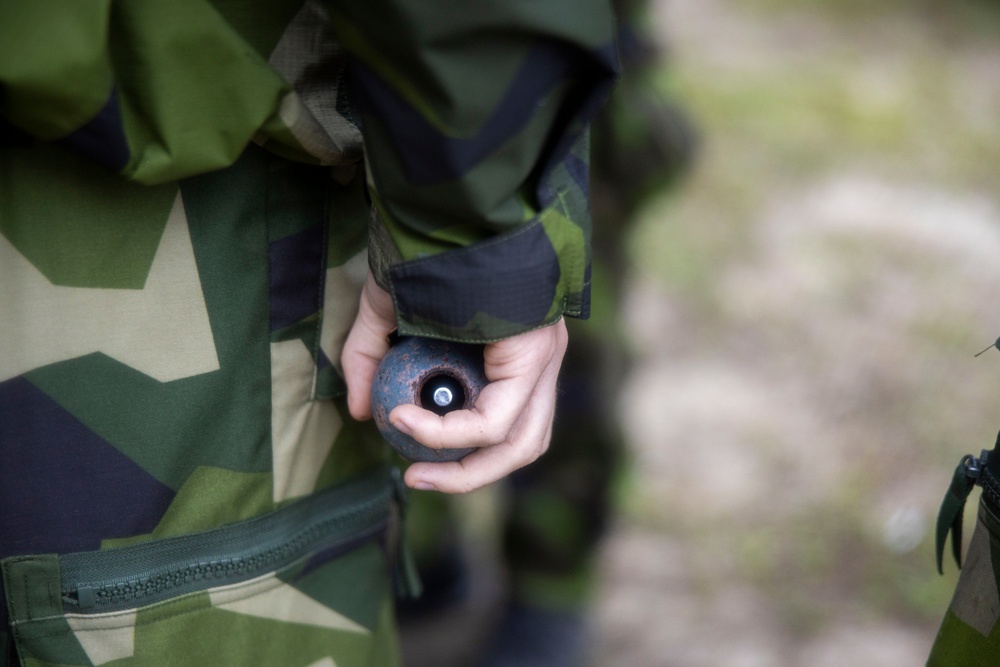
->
[412, 481, 435, 491]
[391, 418, 412, 436]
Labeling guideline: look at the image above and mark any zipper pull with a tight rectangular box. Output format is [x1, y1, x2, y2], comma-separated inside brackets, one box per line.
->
[76, 586, 97, 610]
[935, 452, 987, 574]
[390, 467, 423, 600]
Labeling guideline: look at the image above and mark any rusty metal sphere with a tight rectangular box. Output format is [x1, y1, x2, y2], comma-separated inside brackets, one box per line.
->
[371, 336, 487, 462]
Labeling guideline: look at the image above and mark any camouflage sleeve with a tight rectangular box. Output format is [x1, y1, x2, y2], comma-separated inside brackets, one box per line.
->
[325, 0, 619, 342]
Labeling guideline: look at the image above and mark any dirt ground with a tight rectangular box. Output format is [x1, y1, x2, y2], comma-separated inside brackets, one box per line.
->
[403, 1, 1000, 665]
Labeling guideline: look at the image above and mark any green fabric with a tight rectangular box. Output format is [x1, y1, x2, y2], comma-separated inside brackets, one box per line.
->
[928, 608, 1000, 667]
[100, 468, 274, 548]
[929, 488, 1000, 664]
[3, 475, 400, 666]
[21, 146, 279, 486]
[2, 3, 617, 663]
[108, 0, 290, 184]
[324, 0, 611, 133]
[2, 557, 92, 667]
[0, 0, 113, 139]
[1, 0, 616, 342]
[0, 146, 176, 289]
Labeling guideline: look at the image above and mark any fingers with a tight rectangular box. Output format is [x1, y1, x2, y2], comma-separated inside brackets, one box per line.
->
[403, 347, 562, 492]
[389, 321, 565, 449]
[401, 320, 567, 494]
[341, 272, 397, 421]
[388, 378, 530, 450]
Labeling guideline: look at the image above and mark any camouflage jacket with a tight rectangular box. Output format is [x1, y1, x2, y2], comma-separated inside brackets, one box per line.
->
[0, 2, 616, 666]
[1, 0, 617, 342]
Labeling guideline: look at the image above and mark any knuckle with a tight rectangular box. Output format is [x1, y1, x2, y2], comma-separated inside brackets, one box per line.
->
[516, 441, 544, 468]
[484, 422, 510, 447]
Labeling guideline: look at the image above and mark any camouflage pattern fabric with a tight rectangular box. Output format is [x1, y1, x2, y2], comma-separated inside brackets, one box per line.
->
[0, 141, 401, 667]
[401, 0, 698, 620]
[0, 0, 617, 343]
[0, 1, 617, 665]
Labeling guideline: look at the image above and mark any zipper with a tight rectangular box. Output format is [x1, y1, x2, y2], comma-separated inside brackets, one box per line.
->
[60, 470, 393, 614]
[973, 453, 1000, 509]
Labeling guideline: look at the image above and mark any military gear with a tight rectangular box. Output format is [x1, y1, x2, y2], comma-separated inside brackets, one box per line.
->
[929, 432, 1000, 665]
[1, 1, 617, 665]
[0, 141, 399, 667]
[0, 0, 617, 344]
[372, 337, 486, 463]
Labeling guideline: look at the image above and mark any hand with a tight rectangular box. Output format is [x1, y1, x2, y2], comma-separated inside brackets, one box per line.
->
[341, 271, 569, 494]
[394, 320, 568, 493]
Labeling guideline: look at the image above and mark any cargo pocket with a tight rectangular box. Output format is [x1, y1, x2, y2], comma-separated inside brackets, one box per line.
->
[2, 469, 403, 667]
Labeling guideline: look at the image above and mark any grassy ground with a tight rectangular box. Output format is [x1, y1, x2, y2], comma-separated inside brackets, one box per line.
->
[592, 1, 1000, 664]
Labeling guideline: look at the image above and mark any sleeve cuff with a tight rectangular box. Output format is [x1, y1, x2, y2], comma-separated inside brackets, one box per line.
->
[380, 206, 590, 343]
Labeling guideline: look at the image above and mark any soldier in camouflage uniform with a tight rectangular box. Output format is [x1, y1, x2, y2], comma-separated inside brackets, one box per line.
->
[930, 434, 1000, 665]
[0, 1, 617, 666]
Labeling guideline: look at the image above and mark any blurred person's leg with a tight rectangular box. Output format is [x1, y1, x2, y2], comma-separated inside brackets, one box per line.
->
[398, 490, 469, 619]
[474, 2, 698, 665]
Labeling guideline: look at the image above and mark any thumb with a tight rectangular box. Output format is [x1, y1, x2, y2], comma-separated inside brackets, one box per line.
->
[341, 271, 396, 420]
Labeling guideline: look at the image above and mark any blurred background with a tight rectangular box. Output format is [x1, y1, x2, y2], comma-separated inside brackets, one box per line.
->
[402, 1, 1000, 665]
[592, 0, 1000, 664]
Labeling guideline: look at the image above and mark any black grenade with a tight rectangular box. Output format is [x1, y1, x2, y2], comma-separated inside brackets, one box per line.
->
[371, 336, 487, 462]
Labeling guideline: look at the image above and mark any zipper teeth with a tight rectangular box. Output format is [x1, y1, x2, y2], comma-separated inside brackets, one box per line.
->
[982, 466, 1000, 508]
[66, 491, 388, 611]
